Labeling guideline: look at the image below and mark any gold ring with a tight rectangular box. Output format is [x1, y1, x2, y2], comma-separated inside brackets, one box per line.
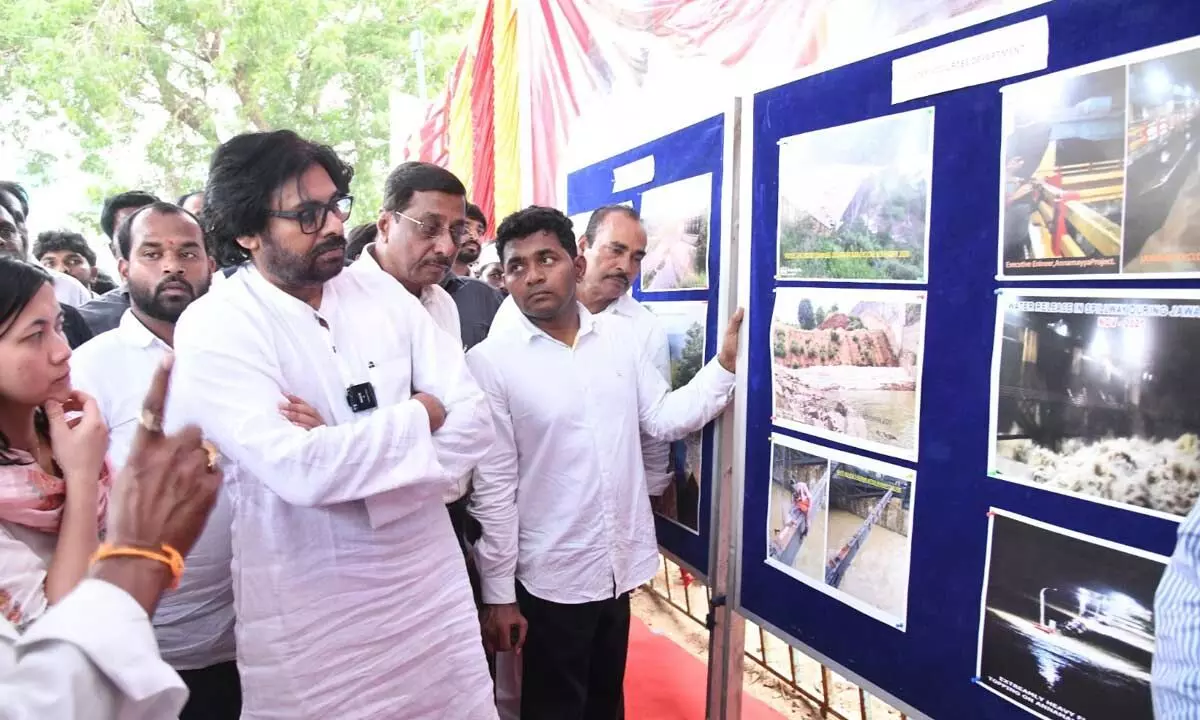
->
[139, 409, 163, 433]
[203, 442, 220, 472]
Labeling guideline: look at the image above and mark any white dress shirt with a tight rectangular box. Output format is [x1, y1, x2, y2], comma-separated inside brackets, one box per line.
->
[50, 270, 92, 307]
[171, 265, 497, 720]
[467, 302, 734, 605]
[600, 292, 673, 495]
[1155, 498, 1200, 718]
[351, 246, 471, 503]
[0, 579, 187, 720]
[70, 310, 237, 672]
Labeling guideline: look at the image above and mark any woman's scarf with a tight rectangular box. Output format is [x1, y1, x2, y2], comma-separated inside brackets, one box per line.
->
[0, 449, 113, 535]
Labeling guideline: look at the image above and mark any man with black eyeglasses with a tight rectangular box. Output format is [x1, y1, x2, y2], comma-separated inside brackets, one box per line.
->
[168, 130, 498, 720]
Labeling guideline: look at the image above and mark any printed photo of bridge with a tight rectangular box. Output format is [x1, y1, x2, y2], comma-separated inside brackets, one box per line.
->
[1124, 46, 1200, 274]
[765, 436, 915, 629]
[823, 459, 913, 624]
[768, 441, 829, 583]
[977, 511, 1165, 720]
[989, 293, 1200, 518]
[639, 173, 712, 292]
[1000, 66, 1126, 276]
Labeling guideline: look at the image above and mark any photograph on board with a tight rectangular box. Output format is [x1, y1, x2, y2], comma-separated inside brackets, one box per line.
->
[1124, 45, 1200, 275]
[645, 301, 708, 533]
[977, 510, 1165, 720]
[1000, 66, 1127, 277]
[771, 288, 926, 459]
[766, 435, 915, 629]
[768, 441, 829, 582]
[639, 173, 712, 292]
[776, 108, 933, 282]
[989, 292, 1200, 518]
[824, 458, 913, 623]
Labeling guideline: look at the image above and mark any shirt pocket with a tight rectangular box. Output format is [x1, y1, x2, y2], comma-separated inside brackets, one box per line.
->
[366, 355, 414, 407]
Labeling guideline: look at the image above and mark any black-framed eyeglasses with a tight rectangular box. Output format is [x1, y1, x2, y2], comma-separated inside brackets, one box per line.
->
[393, 211, 468, 246]
[269, 195, 354, 235]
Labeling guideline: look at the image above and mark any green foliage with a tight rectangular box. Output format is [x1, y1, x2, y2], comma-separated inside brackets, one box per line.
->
[773, 339, 787, 358]
[797, 298, 815, 330]
[0, 0, 473, 228]
[777, 174, 927, 281]
[830, 330, 839, 343]
[673, 322, 705, 389]
[788, 340, 801, 355]
[847, 316, 865, 331]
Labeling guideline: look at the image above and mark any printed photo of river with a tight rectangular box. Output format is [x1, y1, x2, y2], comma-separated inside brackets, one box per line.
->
[977, 511, 1165, 720]
[771, 288, 927, 459]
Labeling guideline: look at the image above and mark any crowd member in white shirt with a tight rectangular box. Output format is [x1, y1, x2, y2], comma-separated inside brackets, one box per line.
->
[1, 354, 223, 720]
[169, 129, 498, 720]
[575, 205, 674, 498]
[342, 161, 485, 602]
[71, 202, 240, 720]
[467, 206, 744, 719]
[0, 195, 92, 309]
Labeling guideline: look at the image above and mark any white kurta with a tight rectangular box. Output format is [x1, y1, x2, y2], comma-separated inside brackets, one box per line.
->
[171, 265, 497, 720]
[0, 579, 187, 720]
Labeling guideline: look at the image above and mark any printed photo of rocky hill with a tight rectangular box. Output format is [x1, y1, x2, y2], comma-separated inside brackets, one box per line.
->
[776, 108, 933, 283]
[771, 288, 927, 459]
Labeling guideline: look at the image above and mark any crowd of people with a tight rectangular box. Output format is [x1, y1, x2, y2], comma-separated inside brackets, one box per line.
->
[0, 128, 743, 720]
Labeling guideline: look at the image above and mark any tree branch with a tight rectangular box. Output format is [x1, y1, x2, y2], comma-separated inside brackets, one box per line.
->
[233, 62, 269, 131]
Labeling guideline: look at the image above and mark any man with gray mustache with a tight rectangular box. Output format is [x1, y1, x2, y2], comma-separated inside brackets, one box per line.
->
[575, 206, 674, 499]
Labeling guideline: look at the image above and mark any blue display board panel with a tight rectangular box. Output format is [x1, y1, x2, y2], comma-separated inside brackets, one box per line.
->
[567, 114, 726, 577]
[739, 2, 1200, 718]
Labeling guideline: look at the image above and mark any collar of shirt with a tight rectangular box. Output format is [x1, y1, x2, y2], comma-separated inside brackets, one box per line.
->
[353, 244, 461, 340]
[504, 300, 599, 347]
[116, 309, 170, 351]
[243, 263, 330, 321]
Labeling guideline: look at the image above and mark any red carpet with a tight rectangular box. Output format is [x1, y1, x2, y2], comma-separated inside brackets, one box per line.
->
[625, 618, 786, 719]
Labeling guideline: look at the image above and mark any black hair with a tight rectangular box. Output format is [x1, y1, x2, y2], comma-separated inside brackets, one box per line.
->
[0, 257, 54, 466]
[382, 162, 466, 213]
[0, 181, 29, 219]
[494, 206, 577, 263]
[204, 130, 354, 268]
[32, 230, 96, 267]
[466, 202, 488, 232]
[91, 270, 119, 295]
[100, 191, 159, 239]
[583, 204, 640, 242]
[177, 191, 202, 206]
[345, 222, 378, 262]
[115, 201, 203, 261]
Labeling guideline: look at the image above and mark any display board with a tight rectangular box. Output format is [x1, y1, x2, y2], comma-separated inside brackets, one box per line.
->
[566, 112, 729, 577]
[736, 2, 1200, 718]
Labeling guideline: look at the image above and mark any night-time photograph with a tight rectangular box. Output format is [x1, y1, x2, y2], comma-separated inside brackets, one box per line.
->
[977, 512, 1166, 720]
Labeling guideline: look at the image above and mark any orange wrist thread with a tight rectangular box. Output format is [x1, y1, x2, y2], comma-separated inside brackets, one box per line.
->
[91, 543, 185, 590]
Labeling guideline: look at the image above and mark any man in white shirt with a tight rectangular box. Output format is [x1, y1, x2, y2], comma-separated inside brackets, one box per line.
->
[347, 161, 488, 605]
[467, 206, 743, 719]
[71, 201, 240, 719]
[0, 353, 222, 720]
[575, 205, 674, 502]
[170, 129, 498, 720]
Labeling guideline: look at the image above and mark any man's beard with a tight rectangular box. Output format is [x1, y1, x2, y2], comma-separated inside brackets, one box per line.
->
[260, 229, 346, 287]
[130, 275, 211, 323]
[457, 241, 481, 265]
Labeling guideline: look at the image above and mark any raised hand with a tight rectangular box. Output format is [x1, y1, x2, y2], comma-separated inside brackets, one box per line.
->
[45, 390, 109, 486]
[718, 307, 745, 373]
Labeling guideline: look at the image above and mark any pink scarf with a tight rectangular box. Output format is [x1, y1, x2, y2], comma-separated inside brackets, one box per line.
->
[0, 449, 113, 535]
